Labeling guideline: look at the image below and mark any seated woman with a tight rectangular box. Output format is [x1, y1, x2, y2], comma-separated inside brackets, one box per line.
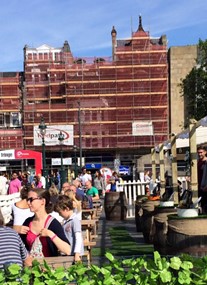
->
[21, 188, 70, 257]
[12, 186, 34, 234]
[0, 209, 32, 269]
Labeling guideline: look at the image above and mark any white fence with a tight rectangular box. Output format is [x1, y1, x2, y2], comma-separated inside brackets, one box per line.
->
[116, 177, 188, 218]
[116, 180, 147, 218]
[0, 193, 21, 224]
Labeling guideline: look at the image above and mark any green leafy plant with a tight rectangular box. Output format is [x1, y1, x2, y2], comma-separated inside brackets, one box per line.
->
[2, 252, 207, 284]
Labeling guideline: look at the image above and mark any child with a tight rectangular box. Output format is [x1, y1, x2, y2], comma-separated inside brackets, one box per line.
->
[55, 195, 84, 262]
[64, 189, 82, 221]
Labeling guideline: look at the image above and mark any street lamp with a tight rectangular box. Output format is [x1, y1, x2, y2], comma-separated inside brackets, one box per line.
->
[73, 145, 77, 178]
[78, 101, 82, 168]
[58, 131, 64, 189]
[38, 117, 47, 181]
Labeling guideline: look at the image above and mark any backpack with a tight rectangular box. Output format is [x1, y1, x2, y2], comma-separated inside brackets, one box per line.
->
[29, 215, 54, 258]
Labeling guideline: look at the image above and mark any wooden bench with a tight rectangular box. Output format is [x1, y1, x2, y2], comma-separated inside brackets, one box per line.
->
[82, 208, 97, 220]
[36, 256, 75, 269]
[81, 219, 99, 264]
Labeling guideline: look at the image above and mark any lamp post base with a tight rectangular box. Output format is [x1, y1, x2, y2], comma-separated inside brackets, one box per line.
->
[60, 168, 67, 189]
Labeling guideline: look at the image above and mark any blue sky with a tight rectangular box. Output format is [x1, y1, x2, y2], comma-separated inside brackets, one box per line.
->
[0, 0, 207, 71]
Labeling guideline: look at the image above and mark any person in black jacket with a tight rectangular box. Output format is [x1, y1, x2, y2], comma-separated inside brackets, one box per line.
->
[21, 188, 70, 257]
[197, 146, 207, 213]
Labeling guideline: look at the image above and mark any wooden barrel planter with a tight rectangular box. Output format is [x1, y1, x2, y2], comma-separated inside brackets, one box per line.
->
[141, 199, 160, 243]
[166, 215, 207, 257]
[135, 196, 146, 232]
[104, 192, 128, 221]
[153, 206, 177, 254]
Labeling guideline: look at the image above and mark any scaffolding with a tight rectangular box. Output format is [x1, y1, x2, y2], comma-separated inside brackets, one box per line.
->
[0, 72, 23, 149]
[22, 17, 168, 157]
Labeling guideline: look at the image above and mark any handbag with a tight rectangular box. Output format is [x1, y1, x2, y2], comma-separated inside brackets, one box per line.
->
[30, 215, 54, 258]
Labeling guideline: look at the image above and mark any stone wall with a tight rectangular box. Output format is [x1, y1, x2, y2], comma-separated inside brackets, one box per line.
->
[169, 45, 197, 134]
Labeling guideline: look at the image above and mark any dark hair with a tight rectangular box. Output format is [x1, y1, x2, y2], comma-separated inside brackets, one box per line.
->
[197, 145, 207, 151]
[20, 185, 31, 200]
[96, 170, 102, 180]
[55, 195, 74, 213]
[28, 188, 53, 213]
[0, 209, 4, 226]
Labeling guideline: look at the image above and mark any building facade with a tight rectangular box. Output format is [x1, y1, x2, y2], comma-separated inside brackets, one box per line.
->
[1, 16, 196, 174]
[0, 72, 23, 149]
[21, 16, 168, 171]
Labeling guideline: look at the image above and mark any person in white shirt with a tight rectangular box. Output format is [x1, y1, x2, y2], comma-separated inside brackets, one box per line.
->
[0, 172, 8, 195]
[80, 167, 92, 186]
[12, 186, 34, 234]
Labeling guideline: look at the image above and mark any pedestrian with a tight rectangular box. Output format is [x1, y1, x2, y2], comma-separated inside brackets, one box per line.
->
[144, 170, 151, 195]
[108, 171, 120, 192]
[80, 167, 92, 187]
[21, 173, 29, 187]
[37, 173, 46, 189]
[8, 172, 21, 194]
[12, 186, 34, 234]
[93, 170, 106, 197]
[197, 145, 207, 213]
[31, 175, 43, 188]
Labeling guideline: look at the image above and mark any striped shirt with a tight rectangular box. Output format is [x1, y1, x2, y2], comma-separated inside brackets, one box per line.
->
[0, 226, 28, 270]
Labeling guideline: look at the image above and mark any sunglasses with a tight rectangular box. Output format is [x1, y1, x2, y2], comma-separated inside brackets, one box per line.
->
[27, 197, 41, 203]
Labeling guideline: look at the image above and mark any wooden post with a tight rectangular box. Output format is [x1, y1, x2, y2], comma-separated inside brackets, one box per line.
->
[159, 143, 165, 197]
[151, 148, 156, 181]
[171, 134, 178, 204]
[189, 119, 198, 202]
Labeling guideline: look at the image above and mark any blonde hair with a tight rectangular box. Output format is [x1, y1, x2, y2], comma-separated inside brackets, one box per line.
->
[64, 190, 82, 213]
[49, 183, 59, 196]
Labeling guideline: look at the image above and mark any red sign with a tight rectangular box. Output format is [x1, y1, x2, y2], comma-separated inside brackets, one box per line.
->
[14, 150, 42, 174]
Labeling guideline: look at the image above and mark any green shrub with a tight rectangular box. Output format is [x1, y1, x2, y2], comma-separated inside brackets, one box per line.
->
[1, 251, 207, 284]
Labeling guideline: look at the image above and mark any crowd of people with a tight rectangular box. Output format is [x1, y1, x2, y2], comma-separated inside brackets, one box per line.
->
[0, 166, 122, 270]
[0, 171, 47, 195]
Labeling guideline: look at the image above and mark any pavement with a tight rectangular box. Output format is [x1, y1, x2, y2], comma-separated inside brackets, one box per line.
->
[91, 205, 148, 266]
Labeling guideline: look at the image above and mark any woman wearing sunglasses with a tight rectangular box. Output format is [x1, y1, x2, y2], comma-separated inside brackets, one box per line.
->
[21, 188, 70, 257]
